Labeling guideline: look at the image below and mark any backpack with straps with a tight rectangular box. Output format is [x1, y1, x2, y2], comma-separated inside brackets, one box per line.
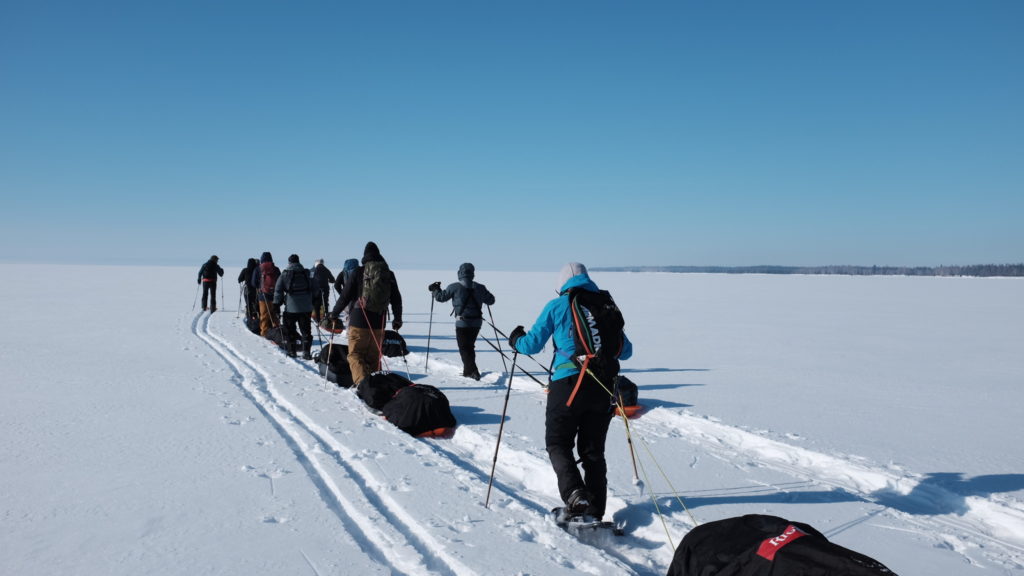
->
[566, 288, 625, 404]
[454, 285, 481, 320]
[360, 260, 391, 314]
[284, 267, 311, 295]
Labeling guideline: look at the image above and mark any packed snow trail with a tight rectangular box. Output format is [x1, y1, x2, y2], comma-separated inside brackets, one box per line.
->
[195, 311, 639, 575]
[189, 269, 1024, 576]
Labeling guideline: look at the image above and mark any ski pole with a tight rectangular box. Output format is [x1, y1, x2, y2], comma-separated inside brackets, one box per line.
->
[485, 349, 518, 509]
[192, 282, 200, 311]
[486, 305, 509, 376]
[478, 335, 548, 388]
[484, 320, 552, 376]
[236, 282, 243, 318]
[586, 367, 642, 490]
[425, 293, 435, 373]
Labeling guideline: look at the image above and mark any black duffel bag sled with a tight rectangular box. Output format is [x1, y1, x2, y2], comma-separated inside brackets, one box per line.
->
[381, 329, 409, 357]
[357, 371, 413, 411]
[316, 344, 353, 388]
[667, 514, 896, 576]
[381, 384, 457, 437]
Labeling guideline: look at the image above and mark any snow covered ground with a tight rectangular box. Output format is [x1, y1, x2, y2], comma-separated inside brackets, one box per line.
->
[3, 264, 1023, 575]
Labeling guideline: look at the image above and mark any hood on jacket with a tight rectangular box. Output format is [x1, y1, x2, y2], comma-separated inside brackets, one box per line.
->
[362, 242, 383, 264]
[260, 252, 273, 263]
[343, 258, 359, 272]
[458, 262, 475, 282]
[557, 262, 597, 294]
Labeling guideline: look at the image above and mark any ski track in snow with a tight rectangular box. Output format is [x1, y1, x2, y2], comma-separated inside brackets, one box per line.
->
[638, 409, 1024, 569]
[192, 312, 637, 575]
[192, 310, 1024, 574]
[193, 313, 450, 575]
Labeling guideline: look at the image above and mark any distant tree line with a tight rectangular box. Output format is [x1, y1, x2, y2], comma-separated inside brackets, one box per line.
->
[593, 263, 1024, 277]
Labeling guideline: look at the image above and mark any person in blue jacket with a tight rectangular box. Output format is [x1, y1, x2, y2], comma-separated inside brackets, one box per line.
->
[508, 262, 632, 521]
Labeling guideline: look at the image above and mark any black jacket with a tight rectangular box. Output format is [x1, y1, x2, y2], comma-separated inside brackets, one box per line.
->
[312, 263, 335, 291]
[198, 260, 224, 284]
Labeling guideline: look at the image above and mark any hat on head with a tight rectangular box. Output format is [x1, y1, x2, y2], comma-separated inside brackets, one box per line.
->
[260, 252, 273, 263]
[458, 262, 475, 281]
[210, 255, 218, 261]
[288, 254, 300, 264]
[364, 242, 380, 258]
[557, 262, 588, 291]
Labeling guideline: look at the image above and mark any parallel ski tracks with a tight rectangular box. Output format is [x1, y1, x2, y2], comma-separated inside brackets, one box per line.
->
[637, 409, 1024, 568]
[193, 313, 473, 576]
[192, 310, 1024, 572]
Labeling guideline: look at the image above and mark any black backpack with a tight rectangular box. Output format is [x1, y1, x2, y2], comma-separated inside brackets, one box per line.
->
[381, 330, 409, 357]
[357, 371, 412, 411]
[567, 288, 625, 387]
[667, 514, 896, 576]
[283, 267, 311, 295]
[381, 384, 457, 436]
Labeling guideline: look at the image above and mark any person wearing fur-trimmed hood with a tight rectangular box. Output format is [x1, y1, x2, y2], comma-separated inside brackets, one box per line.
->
[429, 262, 496, 380]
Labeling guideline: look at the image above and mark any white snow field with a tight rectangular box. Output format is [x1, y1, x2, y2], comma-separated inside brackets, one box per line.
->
[2, 263, 1023, 575]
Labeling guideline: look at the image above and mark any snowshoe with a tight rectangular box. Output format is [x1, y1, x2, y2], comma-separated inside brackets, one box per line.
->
[551, 507, 625, 537]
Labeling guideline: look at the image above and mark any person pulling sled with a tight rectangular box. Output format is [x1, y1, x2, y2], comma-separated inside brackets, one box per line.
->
[428, 262, 496, 380]
[508, 262, 632, 523]
[274, 254, 319, 359]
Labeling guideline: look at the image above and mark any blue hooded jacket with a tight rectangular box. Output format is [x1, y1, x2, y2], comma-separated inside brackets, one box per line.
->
[513, 264, 632, 382]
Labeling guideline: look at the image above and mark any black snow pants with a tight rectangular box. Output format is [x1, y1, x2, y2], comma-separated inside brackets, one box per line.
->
[282, 311, 313, 356]
[455, 326, 481, 377]
[545, 372, 614, 519]
[201, 280, 218, 310]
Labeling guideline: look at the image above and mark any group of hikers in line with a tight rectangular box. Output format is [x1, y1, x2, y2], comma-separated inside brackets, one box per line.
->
[197, 249, 632, 523]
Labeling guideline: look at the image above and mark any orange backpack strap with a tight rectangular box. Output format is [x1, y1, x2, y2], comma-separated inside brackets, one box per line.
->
[565, 355, 592, 407]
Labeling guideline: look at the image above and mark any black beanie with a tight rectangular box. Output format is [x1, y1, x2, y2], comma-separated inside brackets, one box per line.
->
[364, 242, 380, 257]
[288, 254, 300, 264]
[261, 252, 273, 263]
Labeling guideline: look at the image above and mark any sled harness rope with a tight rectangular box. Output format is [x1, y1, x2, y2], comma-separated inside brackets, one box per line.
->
[586, 366, 700, 548]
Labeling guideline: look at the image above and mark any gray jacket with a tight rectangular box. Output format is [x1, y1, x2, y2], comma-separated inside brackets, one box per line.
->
[432, 263, 495, 328]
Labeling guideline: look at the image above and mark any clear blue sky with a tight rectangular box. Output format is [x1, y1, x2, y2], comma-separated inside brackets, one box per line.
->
[2, 0, 1021, 270]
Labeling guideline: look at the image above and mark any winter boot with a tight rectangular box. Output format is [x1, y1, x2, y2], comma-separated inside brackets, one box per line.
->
[302, 339, 313, 360]
[286, 341, 298, 358]
[566, 488, 592, 516]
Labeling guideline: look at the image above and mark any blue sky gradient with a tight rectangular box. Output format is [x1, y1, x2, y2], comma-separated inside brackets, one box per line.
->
[2, 1, 1021, 270]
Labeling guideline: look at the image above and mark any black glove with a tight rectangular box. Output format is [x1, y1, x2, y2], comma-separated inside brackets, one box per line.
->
[328, 312, 339, 321]
[428, 281, 441, 292]
[508, 325, 526, 349]
[392, 318, 403, 331]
